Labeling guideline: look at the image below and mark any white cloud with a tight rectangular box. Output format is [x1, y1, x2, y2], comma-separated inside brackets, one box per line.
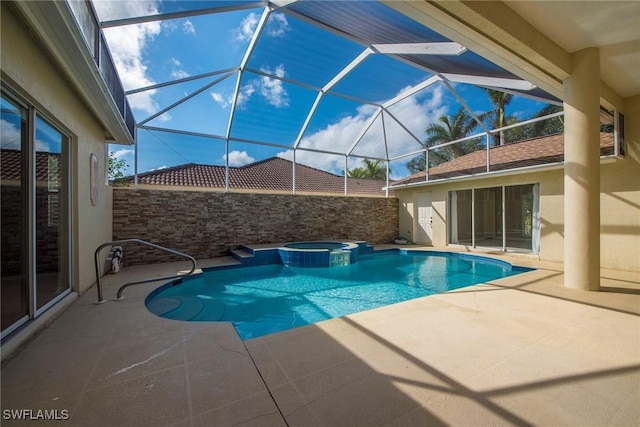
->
[277, 84, 449, 173]
[111, 148, 134, 160]
[236, 83, 256, 109]
[223, 150, 255, 167]
[210, 91, 229, 109]
[183, 20, 196, 35]
[157, 112, 172, 122]
[234, 12, 259, 42]
[258, 65, 289, 108]
[0, 119, 21, 150]
[170, 70, 189, 80]
[35, 139, 51, 152]
[266, 13, 290, 38]
[232, 65, 289, 109]
[277, 111, 369, 173]
[95, 0, 161, 114]
[233, 12, 289, 42]
[210, 84, 255, 110]
[150, 165, 168, 171]
[2, 120, 54, 152]
[170, 58, 190, 79]
[381, 84, 449, 158]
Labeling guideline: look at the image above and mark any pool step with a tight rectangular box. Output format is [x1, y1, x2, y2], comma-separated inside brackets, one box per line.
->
[230, 248, 255, 264]
[355, 241, 375, 255]
[232, 246, 281, 266]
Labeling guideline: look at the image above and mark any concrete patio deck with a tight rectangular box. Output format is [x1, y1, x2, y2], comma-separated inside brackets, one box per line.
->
[1, 248, 639, 426]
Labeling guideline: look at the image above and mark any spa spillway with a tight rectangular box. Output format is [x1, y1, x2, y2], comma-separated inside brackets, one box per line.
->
[278, 241, 361, 267]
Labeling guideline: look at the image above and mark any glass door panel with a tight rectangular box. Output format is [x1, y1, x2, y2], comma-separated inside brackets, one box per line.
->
[1, 94, 29, 332]
[35, 115, 68, 310]
[449, 189, 472, 245]
[505, 184, 534, 250]
[474, 187, 503, 248]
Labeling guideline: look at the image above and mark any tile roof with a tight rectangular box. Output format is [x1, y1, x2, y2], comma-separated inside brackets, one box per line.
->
[1, 150, 61, 182]
[123, 157, 392, 197]
[393, 132, 615, 186]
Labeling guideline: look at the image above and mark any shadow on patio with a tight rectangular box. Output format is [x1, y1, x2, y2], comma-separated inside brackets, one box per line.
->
[1, 260, 638, 426]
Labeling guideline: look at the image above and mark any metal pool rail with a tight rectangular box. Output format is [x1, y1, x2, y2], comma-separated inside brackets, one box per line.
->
[94, 239, 196, 304]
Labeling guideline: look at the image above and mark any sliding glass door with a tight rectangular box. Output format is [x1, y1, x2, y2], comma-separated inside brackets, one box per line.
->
[448, 184, 540, 253]
[1, 94, 29, 334]
[1, 87, 70, 338]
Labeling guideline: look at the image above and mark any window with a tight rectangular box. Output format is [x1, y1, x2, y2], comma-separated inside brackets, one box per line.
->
[615, 111, 625, 157]
[448, 184, 539, 253]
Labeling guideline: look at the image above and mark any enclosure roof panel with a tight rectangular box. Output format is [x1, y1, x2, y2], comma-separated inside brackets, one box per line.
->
[92, 0, 560, 178]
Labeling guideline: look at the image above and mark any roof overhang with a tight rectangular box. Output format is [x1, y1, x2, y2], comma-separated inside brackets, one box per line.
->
[383, 0, 628, 111]
[9, 1, 134, 144]
[388, 156, 619, 191]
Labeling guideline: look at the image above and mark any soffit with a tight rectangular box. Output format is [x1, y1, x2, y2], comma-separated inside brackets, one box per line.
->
[505, 1, 640, 99]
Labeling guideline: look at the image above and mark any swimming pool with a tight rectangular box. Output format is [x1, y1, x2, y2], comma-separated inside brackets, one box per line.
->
[146, 250, 531, 340]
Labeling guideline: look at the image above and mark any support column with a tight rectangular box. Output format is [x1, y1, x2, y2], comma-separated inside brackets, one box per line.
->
[563, 48, 601, 291]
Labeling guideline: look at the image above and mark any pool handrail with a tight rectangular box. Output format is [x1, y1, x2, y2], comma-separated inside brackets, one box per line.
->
[94, 239, 197, 304]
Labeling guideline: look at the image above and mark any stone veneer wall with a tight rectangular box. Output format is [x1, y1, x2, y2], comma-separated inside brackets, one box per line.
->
[112, 188, 399, 266]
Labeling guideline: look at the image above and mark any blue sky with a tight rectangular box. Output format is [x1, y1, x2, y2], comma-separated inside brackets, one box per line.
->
[0, 97, 64, 154]
[96, 0, 551, 180]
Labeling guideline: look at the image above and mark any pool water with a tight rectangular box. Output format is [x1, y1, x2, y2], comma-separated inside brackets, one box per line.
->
[146, 251, 531, 340]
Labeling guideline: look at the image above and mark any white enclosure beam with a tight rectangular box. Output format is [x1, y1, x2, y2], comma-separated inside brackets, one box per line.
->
[442, 73, 536, 91]
[383, 75, 442, 109]
[100, 3, 263, 28]
[138, 71, 235, 126]
[346, 108, 382, 156]
[323, 48, 373, 92]
[372, 42, 466, 56]
[126, 67, 239, 95]
[293, 92, 323, 149]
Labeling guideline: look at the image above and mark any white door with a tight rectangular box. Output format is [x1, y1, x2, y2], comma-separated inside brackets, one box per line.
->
[416, 192, 433, 245]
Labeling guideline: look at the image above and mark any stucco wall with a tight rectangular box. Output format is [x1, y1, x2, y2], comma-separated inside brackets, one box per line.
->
[395, 95, 640, 272]
[2, 3, 113, 293]
[112, 189, 399, 266]
[600, 94, 640, 271]
[396, 171, 564, 259]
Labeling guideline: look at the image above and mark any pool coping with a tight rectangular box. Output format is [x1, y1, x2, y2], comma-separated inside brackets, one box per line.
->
[2, 246, 638, 426]
[144, 247, 535, 340]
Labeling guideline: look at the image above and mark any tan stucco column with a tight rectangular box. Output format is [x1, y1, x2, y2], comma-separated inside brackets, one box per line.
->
[563, 48, 601, 290]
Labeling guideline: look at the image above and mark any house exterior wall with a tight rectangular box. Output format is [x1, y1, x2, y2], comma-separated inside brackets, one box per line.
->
[395, 95, 640, 272]
[112, 189, 399, 266]
[600, 94, 640, 272]
[396, 170, 564, 260]
[2, 3, 113, 294]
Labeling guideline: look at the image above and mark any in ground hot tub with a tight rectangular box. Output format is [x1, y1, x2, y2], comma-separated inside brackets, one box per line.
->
[278, 241, 358, 267]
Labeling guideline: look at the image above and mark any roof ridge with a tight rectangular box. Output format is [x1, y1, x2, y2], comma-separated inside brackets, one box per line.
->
[128, 162, 200, 179]
[243, 156, 346, 179]
[237, 156, 283, 169]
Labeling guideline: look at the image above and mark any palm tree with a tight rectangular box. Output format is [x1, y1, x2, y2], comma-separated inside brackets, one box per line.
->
[481, 88, 513, 146]
[347, 159, 387, 180]
[501, 104, 564, 143]
[531, 104, 563, 137]
[406, 107, 481, 173]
